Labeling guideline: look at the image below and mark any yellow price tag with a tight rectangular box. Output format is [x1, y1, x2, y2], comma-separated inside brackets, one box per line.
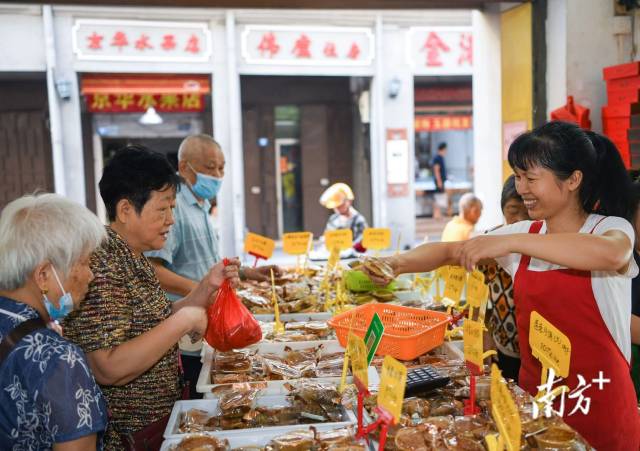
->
[466, 269, 489, 309]
[529, 311, 571, 378]
[490, 364, 521, 451]
[244, 232, 275, 259]
[283, 232, 313, 255]
[377, 355, 407, 423]
[362, 228, 391, 250]
[443, 266, 466, 303]
[463, 319, 484, 367]
[347, 333, 368, 389]
[324, 229, 353, 251]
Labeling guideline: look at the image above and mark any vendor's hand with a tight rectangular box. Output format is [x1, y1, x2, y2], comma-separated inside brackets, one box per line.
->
[179, 305, 208, 337]
[243, 265, 283, 283]
[207, 257, 241, 291]
[362, 256, 398, 286]
[458, 235, 511, 271]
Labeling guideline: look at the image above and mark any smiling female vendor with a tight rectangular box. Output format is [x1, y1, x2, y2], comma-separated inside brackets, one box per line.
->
[366, 121, 640, 450]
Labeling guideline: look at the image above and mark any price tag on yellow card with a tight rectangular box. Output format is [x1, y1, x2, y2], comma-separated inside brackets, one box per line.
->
[529, 311, 571, 378]
[324, 229, 353, 251]
[377, 355, 407, 423]
[348, 333, 368, 390]
[283, 232, 313, 255]
[466, 269, 489, 309]
[490, 364, 521, 451]
[463, 319, 484, 367]
[244, 232, 275, 260]
[362, 228, 391, 250]
[443, 266, 466, 303]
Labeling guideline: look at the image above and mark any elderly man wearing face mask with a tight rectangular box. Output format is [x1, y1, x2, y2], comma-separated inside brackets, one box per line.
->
[146, 134, 280, 398]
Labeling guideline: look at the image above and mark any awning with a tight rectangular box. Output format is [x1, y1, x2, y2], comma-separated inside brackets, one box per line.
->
[81, 74, 210, 113]
[81, 74, 210, 95]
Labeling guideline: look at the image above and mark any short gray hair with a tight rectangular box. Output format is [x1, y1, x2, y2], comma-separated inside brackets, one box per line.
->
[177, 134, 221, 162]
[0, 193, 106, 290]
[459, 193, 483, 212]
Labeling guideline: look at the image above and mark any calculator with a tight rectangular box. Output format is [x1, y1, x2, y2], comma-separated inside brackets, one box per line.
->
[405, 366, 451, 397]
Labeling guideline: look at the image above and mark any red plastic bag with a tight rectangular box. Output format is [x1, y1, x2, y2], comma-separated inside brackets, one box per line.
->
[204, 263, 262, 351]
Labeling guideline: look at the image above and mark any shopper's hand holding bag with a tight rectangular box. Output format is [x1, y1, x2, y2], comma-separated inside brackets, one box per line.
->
[204, 258, 262, 351]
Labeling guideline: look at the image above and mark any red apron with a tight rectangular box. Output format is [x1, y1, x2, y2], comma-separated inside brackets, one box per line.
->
[514, 221, 640, 450]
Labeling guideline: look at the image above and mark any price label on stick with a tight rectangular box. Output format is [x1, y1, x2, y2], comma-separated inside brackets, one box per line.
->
[324, 229, 353, 251]
[364, 313, 385, 365]
[377, 355, 407, 424]
[363, 228, 391, 250]
[348, 332, 368, 390]
[529, 311, 571, 378]
[244, 233, 275, 260]
[443, 266, 466, 305]
[283, 232, 313, 255]
[466, 269, 489, 309]
[463, 319, 484, 368]
[490, 363, 521, 451]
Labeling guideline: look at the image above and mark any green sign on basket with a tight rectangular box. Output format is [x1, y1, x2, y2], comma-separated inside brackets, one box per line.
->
[364, 312, 385, 365]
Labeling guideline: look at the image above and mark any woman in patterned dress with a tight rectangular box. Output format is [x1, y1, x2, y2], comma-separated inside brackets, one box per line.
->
[63, 146, 239, 450]
[0, 193, 108, 450]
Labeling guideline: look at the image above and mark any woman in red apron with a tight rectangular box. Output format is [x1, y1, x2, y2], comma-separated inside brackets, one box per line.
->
[368, 122, 640, 450]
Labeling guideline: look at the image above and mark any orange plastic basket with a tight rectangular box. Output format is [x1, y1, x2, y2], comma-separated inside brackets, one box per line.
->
[327, 304, 451, 361]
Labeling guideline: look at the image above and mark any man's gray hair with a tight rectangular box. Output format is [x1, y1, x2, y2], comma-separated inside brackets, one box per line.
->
[0, 193, 106, 290]
[177, 134, 221, 162]
[459, 193, 483, 212]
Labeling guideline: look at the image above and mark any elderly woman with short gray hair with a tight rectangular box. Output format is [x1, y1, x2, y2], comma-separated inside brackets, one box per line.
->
[0, 193, 108, 450]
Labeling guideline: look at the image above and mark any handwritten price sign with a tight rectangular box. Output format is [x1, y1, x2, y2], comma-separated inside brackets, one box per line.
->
[443, 266, 466, 303]
[489, 363, 521, 451]
[377, 355, 407, 423]
[283, 232, 313, 255]
[529, 311, 571, 378]
[362, 228, 391, 250]
[348, 332, 368, 390]
[244, 232, 275, 259]
[325, 229, 353, 251]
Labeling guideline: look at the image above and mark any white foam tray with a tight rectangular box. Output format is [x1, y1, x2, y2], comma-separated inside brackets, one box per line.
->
[198, 341, 348, 395]
[160, 423, 367, 450]
[253, 312, 333, 322]
[164, 396, 357, 439]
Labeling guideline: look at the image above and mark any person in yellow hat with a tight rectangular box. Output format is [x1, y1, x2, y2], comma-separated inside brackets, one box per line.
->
[320, 183, 369, 251]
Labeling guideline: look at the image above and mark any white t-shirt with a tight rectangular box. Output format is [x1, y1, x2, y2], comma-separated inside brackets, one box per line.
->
[489, 214, 638, 363]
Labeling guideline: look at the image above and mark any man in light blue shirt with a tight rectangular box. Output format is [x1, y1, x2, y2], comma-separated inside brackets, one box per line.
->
[146, 134, 279, 397]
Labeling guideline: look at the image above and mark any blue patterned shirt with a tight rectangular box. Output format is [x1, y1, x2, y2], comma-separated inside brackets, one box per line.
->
[0, 296, 107, 450]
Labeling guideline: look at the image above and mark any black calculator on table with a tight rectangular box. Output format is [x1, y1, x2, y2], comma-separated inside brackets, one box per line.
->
[405, 366, 450, 397]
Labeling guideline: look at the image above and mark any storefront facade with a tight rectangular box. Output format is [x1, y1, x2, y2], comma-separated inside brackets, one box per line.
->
[0, 4, 507, 254]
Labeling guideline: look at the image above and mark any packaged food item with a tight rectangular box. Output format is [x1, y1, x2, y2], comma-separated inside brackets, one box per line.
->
[170, 434, 229, 450]
[361, 257, 395, 280]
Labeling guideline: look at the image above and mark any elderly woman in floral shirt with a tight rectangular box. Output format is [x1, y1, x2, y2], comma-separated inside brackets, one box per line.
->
[0, 193, 108, 450]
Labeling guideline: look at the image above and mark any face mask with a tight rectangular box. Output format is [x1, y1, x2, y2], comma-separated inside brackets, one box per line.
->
[188, 163, 222, 200]
[43, 267, 74, 321]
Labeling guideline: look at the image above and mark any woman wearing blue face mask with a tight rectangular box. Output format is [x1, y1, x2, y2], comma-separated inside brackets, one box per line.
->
[0, 193, 108, 450]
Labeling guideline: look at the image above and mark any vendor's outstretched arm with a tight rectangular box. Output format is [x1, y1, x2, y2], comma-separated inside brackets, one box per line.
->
[391, 241, 461, 274]
[459, 231, 632, 273]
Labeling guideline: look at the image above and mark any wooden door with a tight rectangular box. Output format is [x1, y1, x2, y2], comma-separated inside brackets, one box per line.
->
[0, 111, 54, 210]
[300, 105, 330, 237]
[242, 105, 278, 239]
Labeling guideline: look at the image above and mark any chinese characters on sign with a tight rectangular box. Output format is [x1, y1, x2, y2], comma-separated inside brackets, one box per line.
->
[414, 115, 472, 132]
[86, 93, 205, 113]
[408, 27, 473, 75]
[73, 19, 212, 62]
[242, 25, 374, 66]
[529, 311, 572, 378]
[534, 367, 610, 419]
